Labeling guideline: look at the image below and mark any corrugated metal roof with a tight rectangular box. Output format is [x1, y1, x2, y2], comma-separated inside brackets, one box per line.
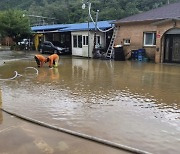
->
[115, 2, 180, 23]
[31, 24, 67, 31]
[31, 20, 114, 32]
[59, 20, 114, 32]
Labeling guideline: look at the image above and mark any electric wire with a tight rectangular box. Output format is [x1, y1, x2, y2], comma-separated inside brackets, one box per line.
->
[88, 3, 115, 33]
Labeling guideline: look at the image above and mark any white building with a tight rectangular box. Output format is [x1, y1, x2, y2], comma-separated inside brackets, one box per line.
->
[31, 20, 114, 58]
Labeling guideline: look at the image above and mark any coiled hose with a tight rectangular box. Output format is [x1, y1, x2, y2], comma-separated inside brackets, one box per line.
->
[0, 67, 38, 81]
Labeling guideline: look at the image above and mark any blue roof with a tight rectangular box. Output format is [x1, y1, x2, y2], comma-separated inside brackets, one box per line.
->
[31, 20, 115, 32]
[31, 24, 67, 31]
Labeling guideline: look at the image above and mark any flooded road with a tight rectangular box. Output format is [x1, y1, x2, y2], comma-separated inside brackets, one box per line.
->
[0, 50, 180, 154]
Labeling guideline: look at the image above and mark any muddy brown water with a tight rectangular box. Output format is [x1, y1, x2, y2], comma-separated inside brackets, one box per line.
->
[0, 51, 180, 154]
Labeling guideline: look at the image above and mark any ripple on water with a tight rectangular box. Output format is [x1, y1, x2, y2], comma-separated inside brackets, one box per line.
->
[1, 57, 180, 154]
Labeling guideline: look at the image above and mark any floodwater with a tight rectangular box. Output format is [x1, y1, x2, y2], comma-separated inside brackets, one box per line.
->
[0, 50, 180, 154]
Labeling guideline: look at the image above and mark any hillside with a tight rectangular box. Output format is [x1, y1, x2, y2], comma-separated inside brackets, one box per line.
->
[0, 0, 179, 24]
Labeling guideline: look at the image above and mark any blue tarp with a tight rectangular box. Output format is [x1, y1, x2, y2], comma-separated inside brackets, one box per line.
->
[31, 20, 115, 32]
[31, 24, 67, 31]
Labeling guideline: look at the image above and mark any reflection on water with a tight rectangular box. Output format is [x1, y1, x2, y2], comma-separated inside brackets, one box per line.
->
[36, 67, 60, 83]
[0, 56, 180, 153]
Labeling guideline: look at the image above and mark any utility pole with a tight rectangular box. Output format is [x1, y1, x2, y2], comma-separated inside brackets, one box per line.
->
[93, 10, 99, 58]
[87, 0, 90, 58]
[82, 0, 90, 58]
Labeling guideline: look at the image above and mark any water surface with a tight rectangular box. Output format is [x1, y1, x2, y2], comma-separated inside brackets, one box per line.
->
[0, 51, 180, 153]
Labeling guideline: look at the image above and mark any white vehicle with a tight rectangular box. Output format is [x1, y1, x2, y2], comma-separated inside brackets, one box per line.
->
[18, 39, 31, 45]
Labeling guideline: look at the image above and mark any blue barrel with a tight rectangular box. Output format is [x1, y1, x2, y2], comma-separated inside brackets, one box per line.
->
[138, 55, 143, 61]
[138, 49, 145, 56]
[131, 50, 138, 60]
[138, 49, 145, 61]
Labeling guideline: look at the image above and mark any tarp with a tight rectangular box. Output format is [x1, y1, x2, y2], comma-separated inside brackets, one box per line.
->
[31, 20, 115, 32]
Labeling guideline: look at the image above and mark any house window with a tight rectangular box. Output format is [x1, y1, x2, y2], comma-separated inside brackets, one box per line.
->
[123, 39, 130, 45]
[73, 35, 82, 48]
[83, 36, 88, 46]
[73, 35, 77, 48]
[78, 35, 82, 48]
[144, 32, 156, 46]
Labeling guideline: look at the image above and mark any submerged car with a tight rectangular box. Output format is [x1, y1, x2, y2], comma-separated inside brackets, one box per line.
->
[39, 41, 70, 55]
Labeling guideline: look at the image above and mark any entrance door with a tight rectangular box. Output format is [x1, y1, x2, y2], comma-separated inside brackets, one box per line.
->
[164, 34, 180, 63]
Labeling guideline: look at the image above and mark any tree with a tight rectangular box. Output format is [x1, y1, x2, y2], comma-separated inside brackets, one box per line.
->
[0, 0, 178, 25]
[0, 10, 31, 43]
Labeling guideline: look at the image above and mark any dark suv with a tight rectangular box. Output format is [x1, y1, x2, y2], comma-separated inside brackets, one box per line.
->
[39, 41, 70, 55]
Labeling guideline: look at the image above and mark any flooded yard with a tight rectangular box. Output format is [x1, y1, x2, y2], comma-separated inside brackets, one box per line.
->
[0, 50, 180, 154]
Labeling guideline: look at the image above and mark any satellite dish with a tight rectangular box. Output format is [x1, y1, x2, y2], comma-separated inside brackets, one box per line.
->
[82, 3, 86, 9]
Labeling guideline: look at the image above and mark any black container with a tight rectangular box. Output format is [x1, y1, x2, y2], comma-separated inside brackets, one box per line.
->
[114, 46, 125, 61]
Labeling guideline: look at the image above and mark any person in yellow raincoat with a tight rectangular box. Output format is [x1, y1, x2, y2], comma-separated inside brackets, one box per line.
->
[46, 54, 59, 68]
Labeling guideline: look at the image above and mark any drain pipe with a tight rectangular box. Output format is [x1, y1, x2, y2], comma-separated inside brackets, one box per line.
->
[1, 108, 151, 154]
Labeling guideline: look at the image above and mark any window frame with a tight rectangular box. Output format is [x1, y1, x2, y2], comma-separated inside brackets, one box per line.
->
[123, 39, 131, 45]
[83, 35, 89, 46]
[73, 35, 77, 48]
[73, 35, 82, 48]
[143, 32, 156, 47]
[78, 35, 82, 48]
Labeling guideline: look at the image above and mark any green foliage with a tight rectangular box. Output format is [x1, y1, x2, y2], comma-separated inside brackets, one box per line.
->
[0, 10, 31, 43]
[0, 0, 179, 24]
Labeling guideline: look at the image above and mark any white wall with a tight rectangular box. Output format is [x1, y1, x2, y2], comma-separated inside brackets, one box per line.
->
[71, 31, 106, 58]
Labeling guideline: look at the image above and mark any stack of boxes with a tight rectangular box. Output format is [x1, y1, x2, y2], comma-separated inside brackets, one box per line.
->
[131, 50, 138, 60]
[138, 49, 145, 61]
[131, 49, 146, 61]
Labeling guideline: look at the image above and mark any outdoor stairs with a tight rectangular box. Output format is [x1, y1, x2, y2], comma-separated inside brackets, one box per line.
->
[106, 27, 118, 59]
